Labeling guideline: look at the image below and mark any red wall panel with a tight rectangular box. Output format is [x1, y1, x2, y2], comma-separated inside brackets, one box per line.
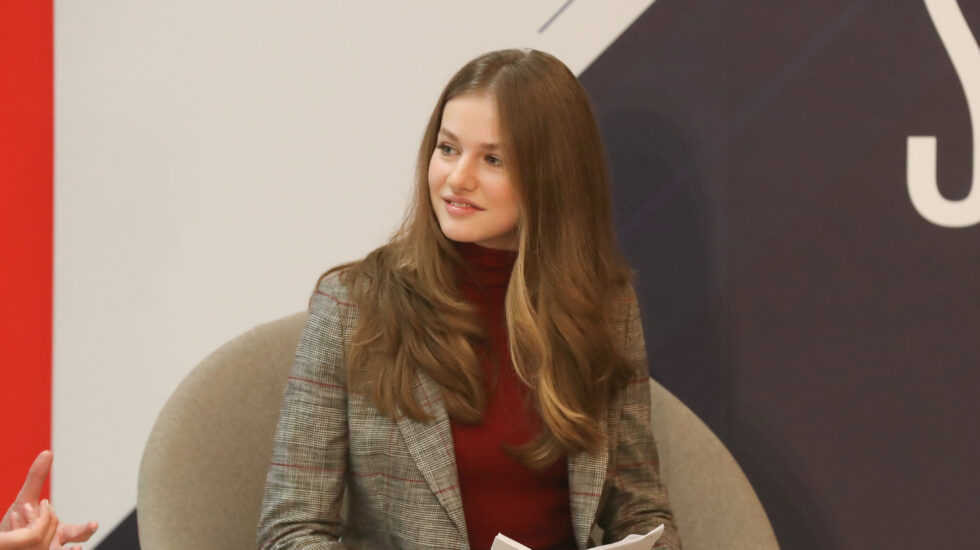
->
[0, 0, 53, 501]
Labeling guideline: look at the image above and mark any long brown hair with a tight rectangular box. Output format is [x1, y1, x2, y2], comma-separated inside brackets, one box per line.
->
[324, 49, 636, 469]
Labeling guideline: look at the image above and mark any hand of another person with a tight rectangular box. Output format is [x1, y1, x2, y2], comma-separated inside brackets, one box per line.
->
[48, 520, 99, 550]
[0, 500, 58, 550]
[0, 451, 98, 549]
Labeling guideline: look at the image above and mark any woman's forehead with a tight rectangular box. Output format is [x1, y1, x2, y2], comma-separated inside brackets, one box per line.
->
[439, 94, 501, 147]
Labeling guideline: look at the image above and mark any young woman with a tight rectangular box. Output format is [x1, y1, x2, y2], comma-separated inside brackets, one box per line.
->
[258, 49, 681, 550]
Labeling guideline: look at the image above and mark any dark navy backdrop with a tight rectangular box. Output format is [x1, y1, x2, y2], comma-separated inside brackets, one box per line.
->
[583, 1, 980, 548]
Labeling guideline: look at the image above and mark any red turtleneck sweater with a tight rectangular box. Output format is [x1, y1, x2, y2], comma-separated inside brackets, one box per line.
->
[449, 242, 576, 550]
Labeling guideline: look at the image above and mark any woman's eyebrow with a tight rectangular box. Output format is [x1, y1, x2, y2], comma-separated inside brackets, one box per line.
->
[438, 127, 499, 151]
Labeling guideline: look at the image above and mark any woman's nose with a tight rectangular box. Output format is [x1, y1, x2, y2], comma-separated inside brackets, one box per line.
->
[447, 156, 478, 192]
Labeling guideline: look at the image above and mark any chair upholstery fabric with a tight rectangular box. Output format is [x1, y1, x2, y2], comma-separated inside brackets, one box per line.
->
[138, 313, 307, 549]
[137, 313, 778, 550]
[647, 381, 779, 549]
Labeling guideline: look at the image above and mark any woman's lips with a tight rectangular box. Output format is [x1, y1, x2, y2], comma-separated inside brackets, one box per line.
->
[444, 198, 482, 216]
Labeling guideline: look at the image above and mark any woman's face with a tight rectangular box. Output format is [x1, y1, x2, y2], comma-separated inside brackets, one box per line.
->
[428, 93, 519, 251]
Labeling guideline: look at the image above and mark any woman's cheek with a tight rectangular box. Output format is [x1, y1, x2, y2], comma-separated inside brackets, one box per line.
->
[428, 158, 447, 190]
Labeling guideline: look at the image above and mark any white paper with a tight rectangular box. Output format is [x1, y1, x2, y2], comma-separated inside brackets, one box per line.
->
[490, 533, 533, 550]
[490, 524, 664, 550]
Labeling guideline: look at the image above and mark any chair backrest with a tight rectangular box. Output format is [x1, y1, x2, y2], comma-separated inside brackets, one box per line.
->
[138, 313, 307, 549]
[138, 313, 778, 549]
[648, 380, 779, 549]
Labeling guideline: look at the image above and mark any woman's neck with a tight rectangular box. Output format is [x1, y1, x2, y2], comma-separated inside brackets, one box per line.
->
[453, 241, 517, 291]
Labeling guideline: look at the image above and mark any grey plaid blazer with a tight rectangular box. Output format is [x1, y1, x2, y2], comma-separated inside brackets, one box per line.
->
[258, 274, 681, 550]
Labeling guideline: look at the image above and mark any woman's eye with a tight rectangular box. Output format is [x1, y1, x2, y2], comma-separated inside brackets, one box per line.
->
[486, 155, 503, 167]
[437, 144, 455, 155]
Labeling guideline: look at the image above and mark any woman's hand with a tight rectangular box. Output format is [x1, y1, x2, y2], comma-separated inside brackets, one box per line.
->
[0, 451, 98, 549]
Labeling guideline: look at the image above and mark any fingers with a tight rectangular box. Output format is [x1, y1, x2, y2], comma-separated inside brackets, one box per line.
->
[36, 502, 58, 548]
[36, 501, 59, 549]
[8, 508, 28, 530]
[0, 500, 59, 550]
[5, 502, 40, 531]
[55, 521, 98, 544]
[0, 503, 33, 535]
[15, 451, 53, 505]
[0, 530, 32, 549]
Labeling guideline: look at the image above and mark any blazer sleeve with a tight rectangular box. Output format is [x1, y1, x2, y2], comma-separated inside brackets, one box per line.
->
[257, 277, 355, 549]
[596, 289, 682, 549]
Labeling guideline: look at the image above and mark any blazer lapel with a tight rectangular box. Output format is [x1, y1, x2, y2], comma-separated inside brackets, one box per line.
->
[395, 370, 469, 545]
[567, 431, 609, 549]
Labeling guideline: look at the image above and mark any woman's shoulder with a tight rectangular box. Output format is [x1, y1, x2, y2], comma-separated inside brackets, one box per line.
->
[609, 283, 639, 320]
[310, 271, 358, 316]
[310, 243, 404, 312]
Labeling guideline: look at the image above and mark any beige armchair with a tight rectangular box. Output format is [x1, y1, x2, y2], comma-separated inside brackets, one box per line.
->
[137, 313, 778, 549]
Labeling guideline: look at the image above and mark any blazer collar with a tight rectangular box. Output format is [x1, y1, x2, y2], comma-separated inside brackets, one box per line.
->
[395, 370, 469, 544]
[397, 371, 609, 550]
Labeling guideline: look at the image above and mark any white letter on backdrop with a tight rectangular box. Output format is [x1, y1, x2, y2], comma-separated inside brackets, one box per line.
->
[908, 0, 980, 228]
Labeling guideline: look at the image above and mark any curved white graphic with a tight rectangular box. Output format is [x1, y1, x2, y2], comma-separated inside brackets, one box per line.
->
[908, 0, 980, 228]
